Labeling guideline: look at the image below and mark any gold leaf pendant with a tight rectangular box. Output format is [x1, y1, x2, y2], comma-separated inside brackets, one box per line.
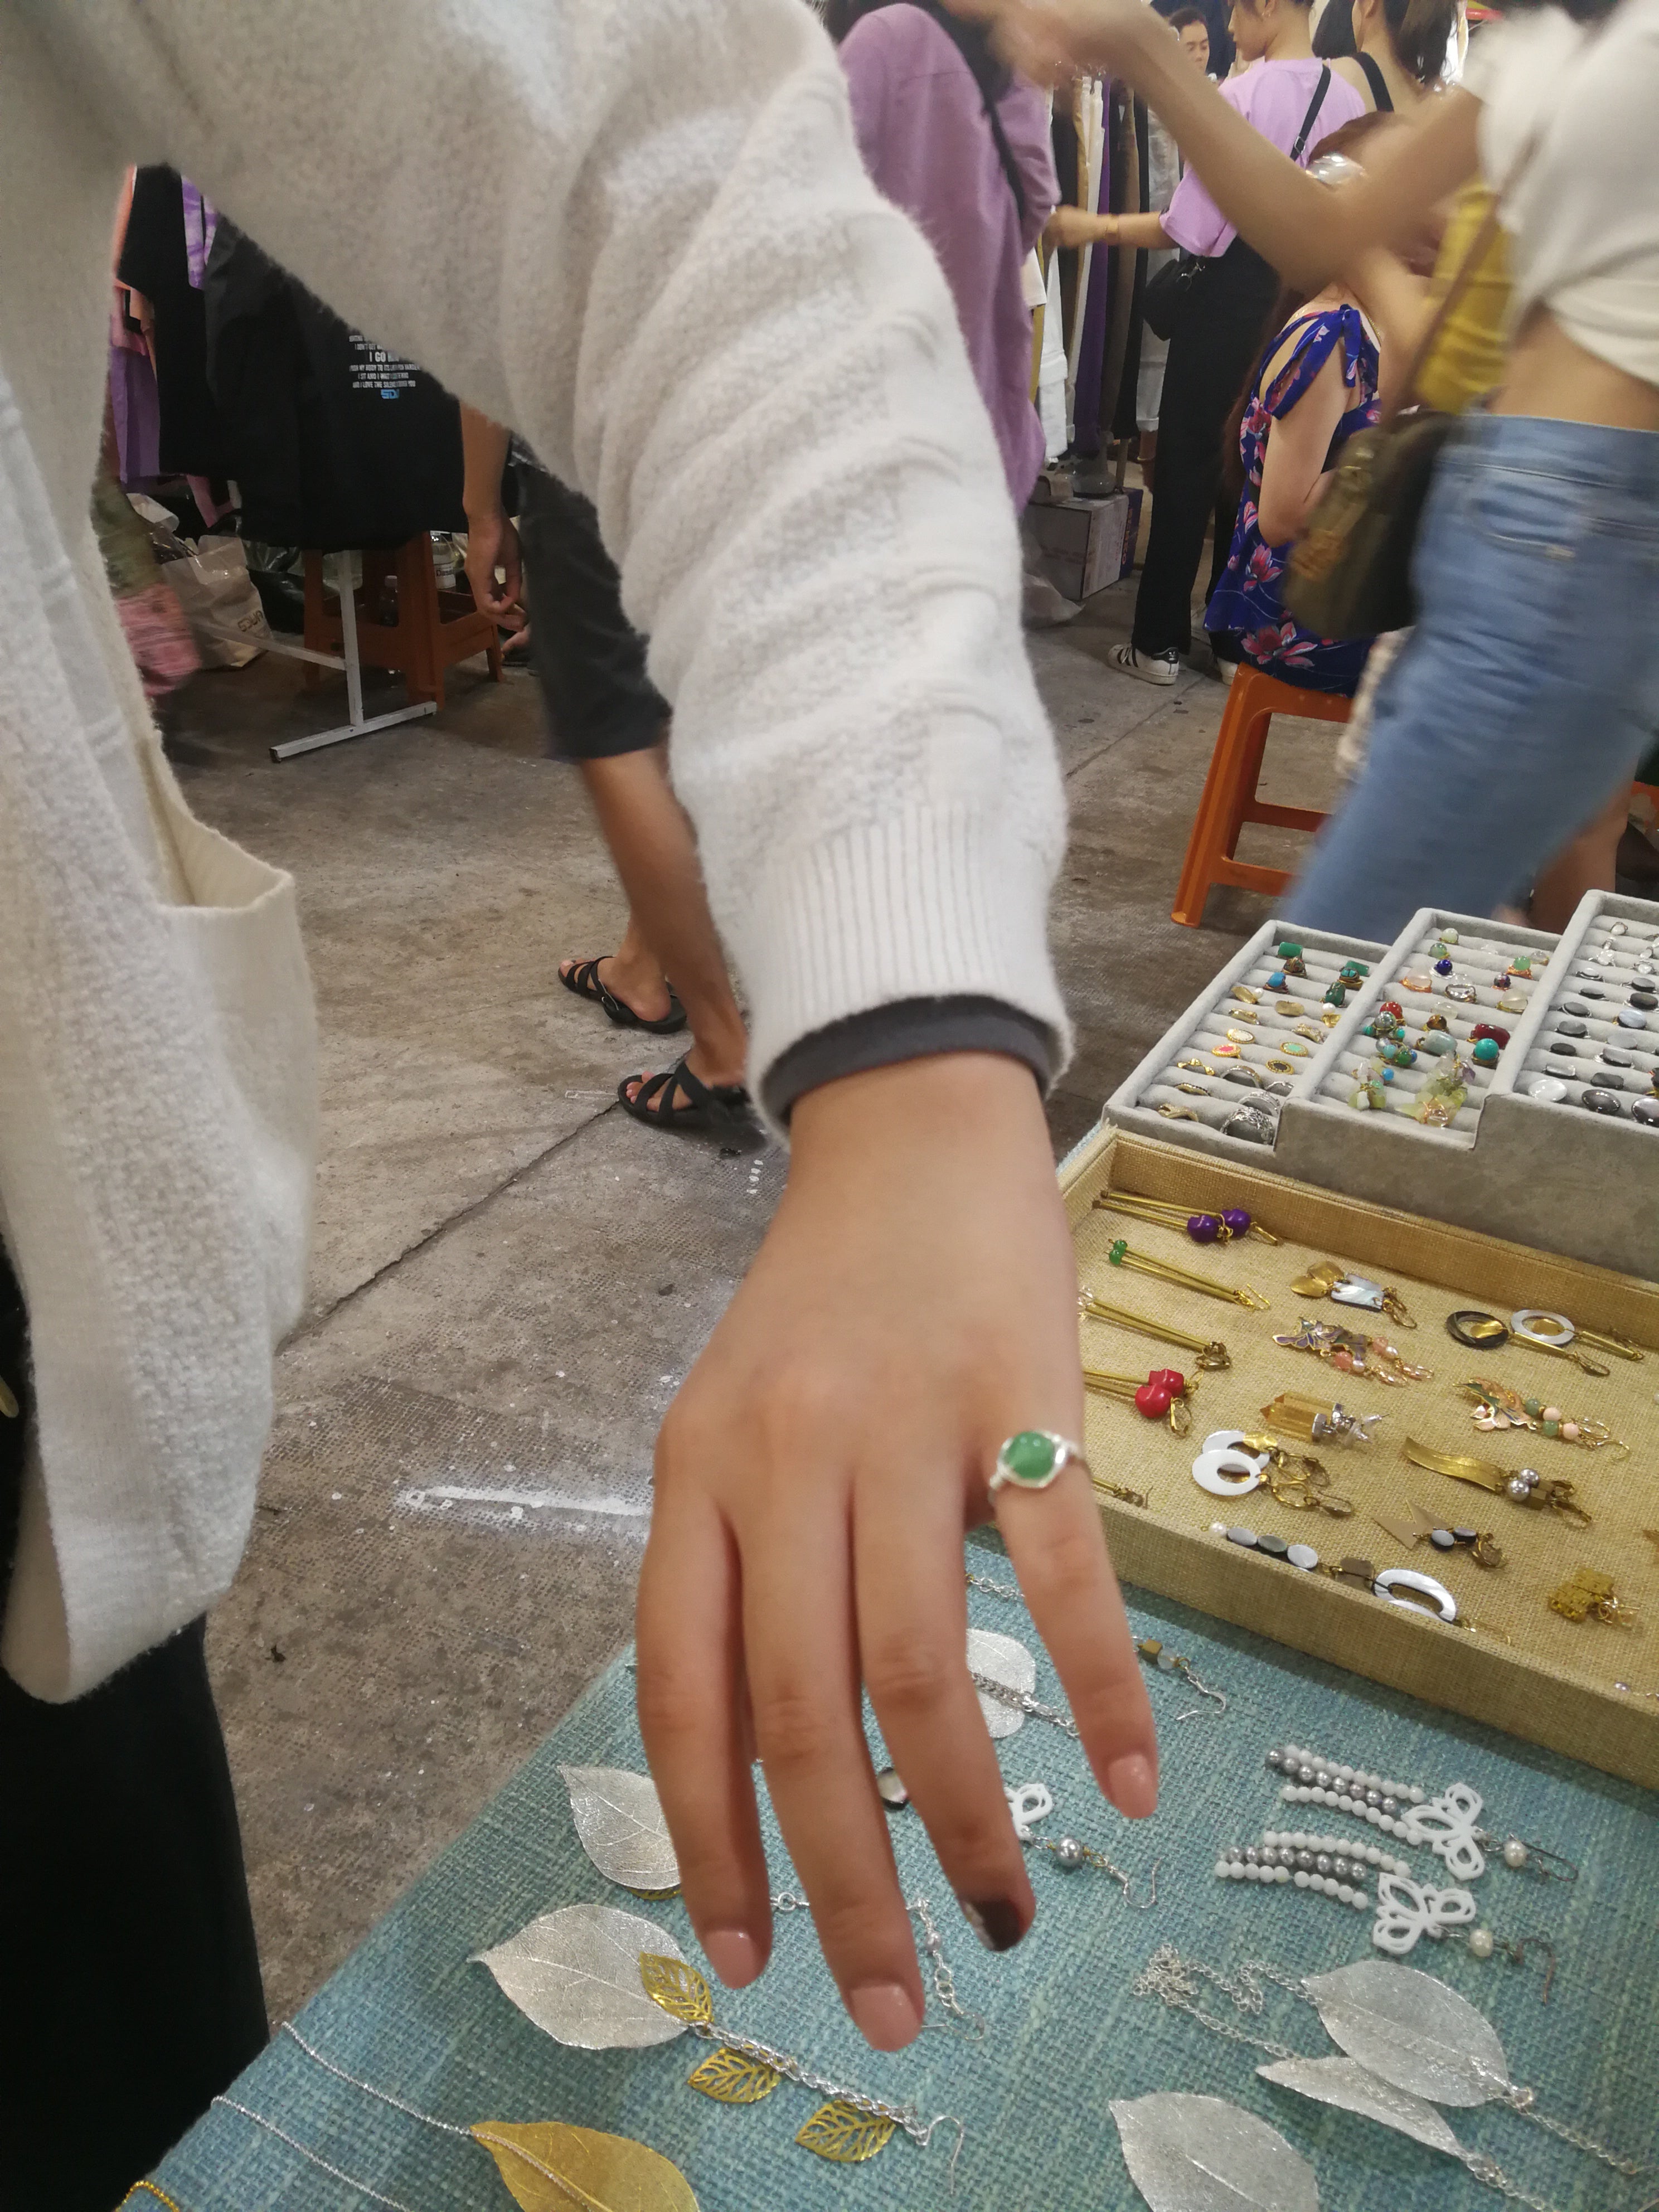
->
[639, 1953, 714, 2025]
[795, 2099, 898, 2163]
[473, 2119, 700, 2210]
[686, 2046, 783, 2104]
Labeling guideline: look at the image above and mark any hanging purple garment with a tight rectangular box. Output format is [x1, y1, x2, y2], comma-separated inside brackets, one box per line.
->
[109, 335, 161, 482]
[181, 179, 218, 289]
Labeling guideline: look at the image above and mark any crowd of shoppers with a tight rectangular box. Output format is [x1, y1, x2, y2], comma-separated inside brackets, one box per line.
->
[1081, 0, 1366, 688]
[993, 0, 1659, 934]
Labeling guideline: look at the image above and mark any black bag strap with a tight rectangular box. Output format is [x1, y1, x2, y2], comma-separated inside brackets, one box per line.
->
[1355, 52, 1394, 112]
[1288, 64, 1333, 165]
[917, 0, 1028, 222]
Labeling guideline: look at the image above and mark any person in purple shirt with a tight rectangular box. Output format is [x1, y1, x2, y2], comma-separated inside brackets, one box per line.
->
[830, 0, 1059, 508]
[1075, 0, 1364, 685]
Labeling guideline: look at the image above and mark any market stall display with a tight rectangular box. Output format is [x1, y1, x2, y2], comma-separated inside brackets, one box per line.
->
[139, 1571, 1658, 2212]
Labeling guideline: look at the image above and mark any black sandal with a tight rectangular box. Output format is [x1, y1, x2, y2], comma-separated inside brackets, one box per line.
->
[618, 1056, 751, 1133]
[560, 955, 687, 1035]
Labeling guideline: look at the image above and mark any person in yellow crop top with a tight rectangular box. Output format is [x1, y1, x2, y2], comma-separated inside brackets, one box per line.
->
[1413, 177, 1511, 412]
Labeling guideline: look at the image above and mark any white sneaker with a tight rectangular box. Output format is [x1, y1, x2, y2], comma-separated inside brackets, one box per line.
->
[1108, 643, 1178, 687]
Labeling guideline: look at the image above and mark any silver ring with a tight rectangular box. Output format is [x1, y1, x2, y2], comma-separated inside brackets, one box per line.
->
[1372, 1567, 1458, 1622]
[1224, 1103, 1278, 1144]
[989, 1430, 1090, 1496]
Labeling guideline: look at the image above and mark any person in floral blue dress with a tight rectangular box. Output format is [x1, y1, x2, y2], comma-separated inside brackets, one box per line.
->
[1206, 295, 1381, 694]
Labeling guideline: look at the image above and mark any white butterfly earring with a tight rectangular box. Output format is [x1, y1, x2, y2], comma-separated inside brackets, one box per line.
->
[1402, 1782, 1488, 1881]
[1370, 1869, 1478, 1956]
[1404, 1783, 1577, 1886]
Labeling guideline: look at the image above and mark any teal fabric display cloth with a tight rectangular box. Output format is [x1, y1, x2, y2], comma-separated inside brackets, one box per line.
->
[152, 1551, 1658, 2212]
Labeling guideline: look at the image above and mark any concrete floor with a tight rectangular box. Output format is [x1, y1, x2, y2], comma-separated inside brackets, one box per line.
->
[168, 583, 1342, 2026]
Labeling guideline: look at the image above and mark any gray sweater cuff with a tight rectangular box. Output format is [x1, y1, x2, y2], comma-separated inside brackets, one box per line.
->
[761, 997, 1054, 1124]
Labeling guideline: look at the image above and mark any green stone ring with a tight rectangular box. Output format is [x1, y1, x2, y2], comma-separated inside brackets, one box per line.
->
[989, 1429, 1091, 1497]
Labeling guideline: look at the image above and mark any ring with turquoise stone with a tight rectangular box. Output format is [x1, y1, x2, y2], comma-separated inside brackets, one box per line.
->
[989, 1429, 1091, 1497]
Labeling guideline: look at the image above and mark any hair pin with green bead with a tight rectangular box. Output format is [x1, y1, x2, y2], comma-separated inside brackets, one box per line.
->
[1099, 1236, 1270, 1312]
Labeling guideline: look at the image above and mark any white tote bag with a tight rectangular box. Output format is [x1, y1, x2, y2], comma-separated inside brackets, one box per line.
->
[0, 390, 317, 1700]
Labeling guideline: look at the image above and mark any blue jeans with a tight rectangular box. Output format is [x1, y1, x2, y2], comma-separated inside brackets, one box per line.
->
[1286, 414, 1659, 939]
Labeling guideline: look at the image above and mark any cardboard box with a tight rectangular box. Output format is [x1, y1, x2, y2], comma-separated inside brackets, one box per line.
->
[1026, 489, 1143, 602]
[1064, 1124, 1659, 1788]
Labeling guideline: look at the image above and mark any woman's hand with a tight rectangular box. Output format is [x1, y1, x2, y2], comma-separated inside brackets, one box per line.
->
[463, 507, 523, 624]
[1045, 203, 1120, 250]
[462, 507, 528, 652]
[636, 1054, 1158, 2050]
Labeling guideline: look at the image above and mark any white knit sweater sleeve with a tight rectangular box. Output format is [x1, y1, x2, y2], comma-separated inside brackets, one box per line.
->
[33, 0, 1071, 1092]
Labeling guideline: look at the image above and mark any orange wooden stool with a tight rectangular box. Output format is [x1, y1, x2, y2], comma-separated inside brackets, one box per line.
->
[1171, 665, 1351, 928]
[303, 533, 502, 711]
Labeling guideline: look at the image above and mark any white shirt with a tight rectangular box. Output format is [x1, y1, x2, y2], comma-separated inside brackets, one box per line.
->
[1466, 0, 1659, 385]
[1, 0, 1068, 1696]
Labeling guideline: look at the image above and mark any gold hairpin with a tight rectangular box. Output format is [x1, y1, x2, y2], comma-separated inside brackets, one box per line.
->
[1099, 1236, 1269, 1311]
[1093, 1193, 1280, 1245]
[1078, 1289, 1231, 1369]
[1084, 1362, 1195, 1437]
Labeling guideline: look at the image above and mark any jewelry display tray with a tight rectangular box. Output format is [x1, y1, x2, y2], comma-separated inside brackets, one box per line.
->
[1105, 893, 1659, 1280]
[1065, 1124, 1659, 1788]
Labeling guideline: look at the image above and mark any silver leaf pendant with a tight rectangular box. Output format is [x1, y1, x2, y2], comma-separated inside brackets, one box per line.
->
[1110, 2092, 1320, 2212]
[967, 1627, 1034, 1738]
[1259, 2055, 1468, 2159]
[1304, 1959, 1508, 2108]
[473, 1902, 689, 2050]
[1328, 1275, 1388, 1312]
[561, 1764, 681, 1896]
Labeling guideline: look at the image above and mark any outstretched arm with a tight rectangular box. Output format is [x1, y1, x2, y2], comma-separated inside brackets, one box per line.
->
[984, 0, 1482, 289]
[1046, 205, 1171, 250]
[31, 0, 1156, 2049]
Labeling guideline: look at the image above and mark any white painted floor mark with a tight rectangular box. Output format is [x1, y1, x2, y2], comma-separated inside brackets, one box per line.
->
[397, 1482, 649, 1517]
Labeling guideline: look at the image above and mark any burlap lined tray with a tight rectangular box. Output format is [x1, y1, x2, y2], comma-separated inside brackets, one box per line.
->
[1066, 1126, 1659, 1786]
